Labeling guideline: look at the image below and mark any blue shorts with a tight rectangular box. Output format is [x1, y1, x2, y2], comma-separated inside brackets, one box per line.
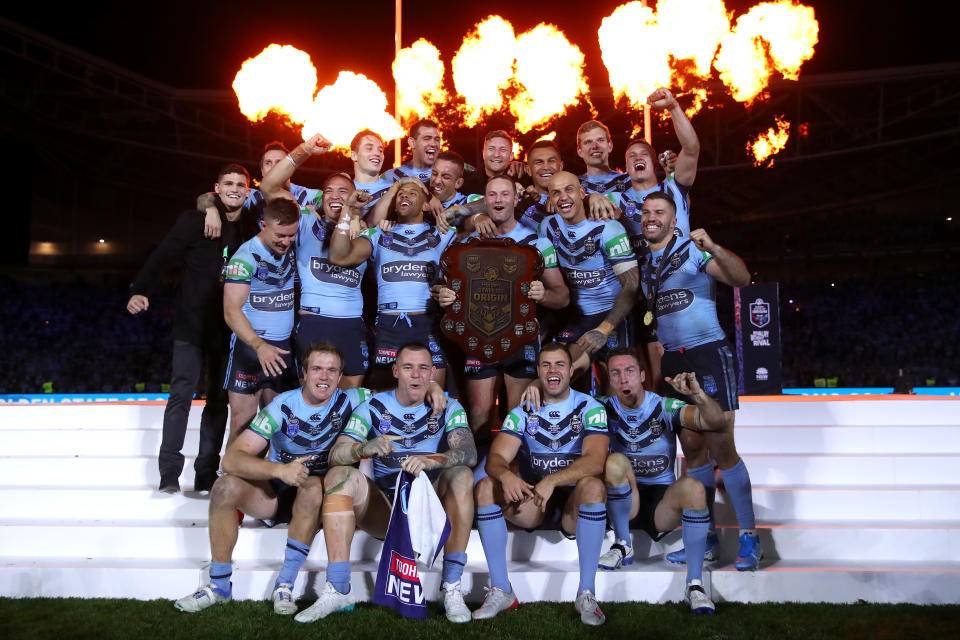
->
[465, 340, 539, 380]
[297, 314, 369, 377]
[556, 312, 633, 361]
[661, 340, 739, 412]
[223, 335, 298, 395]
[374, 313, 447, 370]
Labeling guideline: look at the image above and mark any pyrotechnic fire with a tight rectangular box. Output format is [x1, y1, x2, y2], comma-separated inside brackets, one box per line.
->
[748, 115, 790, 166]
[393, 38, 448, 124]
[511, 24, 590, 133]
[598, 3, 671, 111]
[232, 44, 317, 124]
[716, 2, 819, 104]
[301, 72, 404, 150]
[536, 131, 557, 142]
[451, 16, 517, 127]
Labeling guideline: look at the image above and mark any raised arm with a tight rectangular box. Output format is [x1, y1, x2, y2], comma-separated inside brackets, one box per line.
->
[329, 192, 374, 267]
[647, 87, 700, 187]
[695, 229, 751, 288]
[261, 133, 332, 202]
[666, 372, 728, 432]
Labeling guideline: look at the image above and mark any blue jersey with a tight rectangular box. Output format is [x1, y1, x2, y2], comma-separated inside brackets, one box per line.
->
[602, 392, 685, 486]
[296, 210, 366, 318]
[500, 390, 608, 483]
[250, 387, 372, 475]
[579, 171, 630, 195]
[381, 163, 432, 185]
[342, 390, 469, 483]
[224, 236, 296, 341]
[354, 176, 395, 213]
[443, 192, 484, 228]
[467, 222, 558, 269]
[245, 183, 322, 227]
[540, 215, 637, 315]
[359, 223, 457, 314]
[610, 176, 691, 253]
[641, 240, 726, 350]
[518, 193, 549, 231]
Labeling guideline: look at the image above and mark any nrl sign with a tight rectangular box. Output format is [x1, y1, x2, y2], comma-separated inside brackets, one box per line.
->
[439, 237, 544, 363]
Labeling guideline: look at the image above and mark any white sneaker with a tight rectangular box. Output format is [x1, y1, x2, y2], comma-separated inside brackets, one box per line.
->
[272, 583, 297, 615]
[685, 579, 716, 614]
[441, 580, 471, 623]
[294, 581, 355, 623]
[471, 585, 518, 620]
[174, 584, 230, 612]
[598, 541, 634, 570]
[574, 589, 606, 626]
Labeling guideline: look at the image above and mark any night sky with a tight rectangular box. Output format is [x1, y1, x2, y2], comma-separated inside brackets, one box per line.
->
[7, 1, 953, 95]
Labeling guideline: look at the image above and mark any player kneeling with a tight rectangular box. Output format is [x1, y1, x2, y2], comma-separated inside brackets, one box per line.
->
[473, 342, 610, 626]
[174, 343, 369, 615]
[293, 342, 477, 624]
[597, 348, 728, 614]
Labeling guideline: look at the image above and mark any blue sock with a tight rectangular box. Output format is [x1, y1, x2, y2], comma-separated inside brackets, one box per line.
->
[442, 551, 468, 584]
[686, 463, 716, 529]
[606, 482, 632, 544]
[326, 561, 351, 595]
[576, 502, 606, 593]
[210, 561, 232, 596]
[681, 508, 711, 583]
[721, 459, 756, 530]
[477, 505, 511, 592]
[275, 538, 310, 588]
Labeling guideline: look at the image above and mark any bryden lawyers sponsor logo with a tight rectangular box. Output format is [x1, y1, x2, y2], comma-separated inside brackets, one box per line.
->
[381, 261, 433, 283]
[630, 454, 669, 477]
[655, 288, 694, 316]
[310, 257, 361, 288]
[565, 268, 603, 288]
[250, 288, 294, 312]
[531, 454, 573, 473]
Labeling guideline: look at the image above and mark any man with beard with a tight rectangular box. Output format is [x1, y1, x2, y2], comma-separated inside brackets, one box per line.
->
[382, 120, 442, 184]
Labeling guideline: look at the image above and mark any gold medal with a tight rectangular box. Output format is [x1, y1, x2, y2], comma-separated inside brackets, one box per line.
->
[643, 311, 653, 326]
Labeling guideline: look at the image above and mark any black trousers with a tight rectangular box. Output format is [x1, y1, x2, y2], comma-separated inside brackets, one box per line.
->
[158, 339, 229, 485]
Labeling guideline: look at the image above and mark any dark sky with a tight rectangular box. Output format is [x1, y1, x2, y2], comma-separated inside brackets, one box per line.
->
[7, 0, 953, 93]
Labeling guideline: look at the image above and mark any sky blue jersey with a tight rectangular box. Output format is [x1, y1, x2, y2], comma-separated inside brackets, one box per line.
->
[296, 210, 365, 318]
[602, 392, 685, 486]
[224, 236, 296, 341]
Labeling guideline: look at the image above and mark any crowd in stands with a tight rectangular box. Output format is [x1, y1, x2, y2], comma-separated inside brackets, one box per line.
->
[0, 272, 955, 395]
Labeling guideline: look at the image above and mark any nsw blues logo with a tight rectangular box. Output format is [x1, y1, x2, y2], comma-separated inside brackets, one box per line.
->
[526, 413, 540, 436]
[379, 411, 393, 434]
[285, 417, 300, 437]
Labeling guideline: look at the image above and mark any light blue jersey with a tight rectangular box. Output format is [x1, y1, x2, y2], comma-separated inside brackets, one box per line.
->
[244, 183, 322, 227]
[500, 390, 608, 483]
[381, 163, 432, 185]
[641, 240, 726, 350]
[359, 223, 457, 314]
[467, 222, 558, 269]
[610, 176, 691, 252]
[602, 392, 684, 486]
[443, 192, 484, 228]
[224, 236, 296, 341]
[540, 215, 637, 315]
[579, 171, 630, 195]
[250, 387, 372, 475]
[354, 176, 395, 213]
[296, 210, 365, 318]
[518, 193, 549, 231]
[342, 390, 469, 483]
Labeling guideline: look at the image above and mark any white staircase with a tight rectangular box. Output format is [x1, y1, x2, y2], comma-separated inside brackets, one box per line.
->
[1, 397, 958, 605]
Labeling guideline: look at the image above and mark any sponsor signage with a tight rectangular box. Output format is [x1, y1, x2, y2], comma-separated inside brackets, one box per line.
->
[734, 283, 783, 395]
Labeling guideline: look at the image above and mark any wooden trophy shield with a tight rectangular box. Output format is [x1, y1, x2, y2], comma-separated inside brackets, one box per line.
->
[439, 237, 544, 363]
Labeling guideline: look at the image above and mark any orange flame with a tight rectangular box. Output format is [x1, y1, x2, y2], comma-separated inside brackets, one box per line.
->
[393, 38, 448, 124]
[657, 0, 731, 78]
[748, 115, 790, 166]
[232, 44, 317, 124]
[452, 16, 517, 127]
[598, 2, 670, 111]
[301, 72, 404, 150]
[716, 2, 819, 104]
[511, 24, 590, 133]
[536, 131, 557, 142]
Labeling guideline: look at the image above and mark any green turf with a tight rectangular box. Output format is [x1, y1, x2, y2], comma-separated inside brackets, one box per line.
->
[2, 598, 959, 640]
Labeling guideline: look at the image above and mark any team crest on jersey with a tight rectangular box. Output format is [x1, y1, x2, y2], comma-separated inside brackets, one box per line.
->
[703, 375, 718, 395]
[584, 236, 596, 255]
[315, 222, 327, 242]
[361, 342, 369, 358]
[331, 411, 342, 430]
[570, 413, 583, 433]
[285, 417, 300, 437]
[256, 262, 269, 280]
[648, 418, 664, 437]
[526, 414, 540, 435]
[629, 441, 640, 452]
[382, 233, 393, 247]
[550, 438, 560, 451]
[379, 411, 393, 434]
[670, 252, 683, 269]
[402, 437, 414, 448]
[427, 415, 440, 434]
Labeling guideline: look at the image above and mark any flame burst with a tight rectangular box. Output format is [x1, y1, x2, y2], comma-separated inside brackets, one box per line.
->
[511, 24, 590, 133]
[749, 115, 790, 166]
[301, 72, 404, 150]
[232, 44, 317, 123]
[598, 3, 671, 111]
[716, 2, 819, 104]
[452, 16, 517, 127]
[393, 38, 448, 124]
[536, 131, 557, 142]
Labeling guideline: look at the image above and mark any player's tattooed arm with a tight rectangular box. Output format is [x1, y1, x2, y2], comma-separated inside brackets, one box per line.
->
[578, 266, 639, 354]
[667, 372, 728, 432]
[440, 427, 478, 468]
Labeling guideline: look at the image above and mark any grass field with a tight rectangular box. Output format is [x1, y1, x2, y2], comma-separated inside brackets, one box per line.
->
[2, 598, 959, 640]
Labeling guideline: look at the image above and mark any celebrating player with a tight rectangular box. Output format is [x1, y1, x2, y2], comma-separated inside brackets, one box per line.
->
[473, 342, 610, 626]
[293, 343, 476, 624]
[382, 119, 442, 184]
